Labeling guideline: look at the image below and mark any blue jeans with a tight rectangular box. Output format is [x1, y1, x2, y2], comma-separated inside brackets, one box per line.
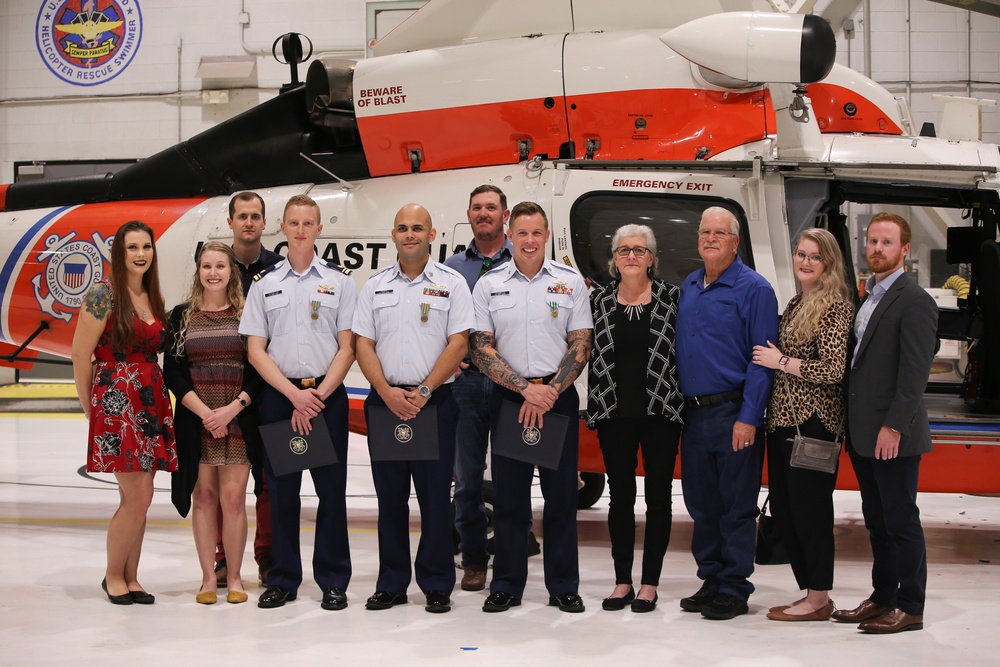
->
[681, 399, 764, 602]
[451, 368, 493, 569]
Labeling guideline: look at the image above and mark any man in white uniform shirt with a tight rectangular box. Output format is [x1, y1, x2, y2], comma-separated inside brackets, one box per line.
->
[353, 203, 474, 613]
[471, 201, 594, 613]
[239, 194, 357, 612]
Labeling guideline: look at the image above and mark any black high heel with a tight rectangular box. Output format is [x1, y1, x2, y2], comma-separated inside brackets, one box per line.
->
[102, 578, 133, 606]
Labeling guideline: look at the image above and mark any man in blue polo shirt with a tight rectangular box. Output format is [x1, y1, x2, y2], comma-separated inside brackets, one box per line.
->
[675, 206, 778, 620]
[444, 184, 513, 591]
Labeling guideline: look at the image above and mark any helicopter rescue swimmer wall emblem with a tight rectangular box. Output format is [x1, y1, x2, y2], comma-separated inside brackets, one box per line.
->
[35, 0, 143, 86]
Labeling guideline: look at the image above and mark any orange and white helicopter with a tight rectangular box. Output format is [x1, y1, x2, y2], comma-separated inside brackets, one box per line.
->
[1, 0, 998, 501]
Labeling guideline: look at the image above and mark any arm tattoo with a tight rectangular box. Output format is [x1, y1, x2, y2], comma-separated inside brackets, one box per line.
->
[83, 282, 113, 321]
[550, 329, 594, 393]
[471, 331, 528, 391]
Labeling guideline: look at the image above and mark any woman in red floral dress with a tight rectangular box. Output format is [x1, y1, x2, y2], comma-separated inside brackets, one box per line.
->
[72, 220, 177, 605]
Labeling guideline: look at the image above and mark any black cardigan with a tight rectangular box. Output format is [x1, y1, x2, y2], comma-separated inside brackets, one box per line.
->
[163, 304, 264, 518]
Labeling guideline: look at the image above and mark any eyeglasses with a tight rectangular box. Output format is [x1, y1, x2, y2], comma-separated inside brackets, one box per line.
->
[478, 256, 493, 278]
[698, 229, 736, 239]
[794, 250, 824, 264]
[614, 246, 650, 258]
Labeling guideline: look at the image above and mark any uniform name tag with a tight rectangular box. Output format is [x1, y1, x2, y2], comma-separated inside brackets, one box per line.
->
[264, 290, 283, 297]
[375, 289, 394, 295]
[490, 290, 510, 296]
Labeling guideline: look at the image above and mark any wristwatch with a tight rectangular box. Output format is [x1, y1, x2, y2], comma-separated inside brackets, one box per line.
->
[417, 384, 432, 399]
[237, 396, 248, 408]
[778, 355, 790, 371]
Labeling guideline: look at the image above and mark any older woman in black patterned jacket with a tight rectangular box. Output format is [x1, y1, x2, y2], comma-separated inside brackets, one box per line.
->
[587, 223, 684, 613]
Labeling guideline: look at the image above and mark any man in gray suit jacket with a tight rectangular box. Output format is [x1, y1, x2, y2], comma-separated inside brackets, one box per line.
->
[833, 212, 937, 634]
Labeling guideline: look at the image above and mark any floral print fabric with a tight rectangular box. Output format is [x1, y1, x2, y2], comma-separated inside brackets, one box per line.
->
[86, 313, 178, 473]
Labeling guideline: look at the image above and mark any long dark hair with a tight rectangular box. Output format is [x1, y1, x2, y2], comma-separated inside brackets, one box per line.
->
[109, 221, 167, 352]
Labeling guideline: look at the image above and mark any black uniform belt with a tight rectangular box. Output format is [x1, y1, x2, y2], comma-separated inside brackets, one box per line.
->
[685, 388, 743, 407]
[289, 375, 325, 389]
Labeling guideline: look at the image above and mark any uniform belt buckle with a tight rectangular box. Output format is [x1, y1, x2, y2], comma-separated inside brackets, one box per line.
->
[300, 377, 316, 388]
[528, 378, 545, 385]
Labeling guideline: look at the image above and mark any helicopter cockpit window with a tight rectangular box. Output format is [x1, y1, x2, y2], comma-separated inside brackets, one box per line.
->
[569, 193, 751, 288]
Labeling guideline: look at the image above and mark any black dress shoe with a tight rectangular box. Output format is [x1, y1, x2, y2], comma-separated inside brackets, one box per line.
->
[602, 587, 636, 611]
[549, 592, 586, 613]
[701, 593, 749, 620]
[680, 583, 718, 612]
[258, 585, 296, 609]
[102, 578, 133, 606]
[631, 593, 658, 613]
[425, 591, 452, 613]
[483, 591, 521, 612]
[321, 588, 348, 611]
[365, 591, 408, 610]
[128, 590, 155, 605]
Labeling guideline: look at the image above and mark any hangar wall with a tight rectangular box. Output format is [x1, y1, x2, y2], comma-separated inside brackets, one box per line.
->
[0, 0, 997, 184]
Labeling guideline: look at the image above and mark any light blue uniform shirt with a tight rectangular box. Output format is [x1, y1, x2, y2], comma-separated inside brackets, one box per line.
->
[473, 259, 593, 378]
[852, 266, 905, 369]
[352, 261, 474, 386]
[239, 256, 358, 378]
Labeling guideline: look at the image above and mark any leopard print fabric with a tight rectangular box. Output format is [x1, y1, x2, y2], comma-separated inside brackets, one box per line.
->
[765, 293, 854, 434]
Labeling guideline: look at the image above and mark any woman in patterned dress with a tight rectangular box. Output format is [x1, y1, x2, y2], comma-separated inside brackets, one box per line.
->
[752, 228, 854, 621]
[586, 224, 684, 613]
[72, 220, 177, 605]
[165, 242, 261, 604]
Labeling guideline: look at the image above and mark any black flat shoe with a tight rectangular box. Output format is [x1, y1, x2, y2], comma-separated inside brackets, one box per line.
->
[321, 588, 348, 611]
[602, 587, 636, 611]
[483, 591, 521, 613]
[631, 593, 658, 613]
[258, 585, 296, 609]
[549, 592, 586, 613]
[365, 590, 408, 610]
[425, 591, 452, 613]
[129, 590, 155, 604]
[102, 578, 132, 606]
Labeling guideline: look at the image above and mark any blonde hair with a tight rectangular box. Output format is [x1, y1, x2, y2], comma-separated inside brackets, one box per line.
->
[785, 228, 852, 345]
[172, 242, 245, 356]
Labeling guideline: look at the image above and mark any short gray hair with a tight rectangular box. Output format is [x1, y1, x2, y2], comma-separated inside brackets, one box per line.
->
[700, 206, 740, 236]
[608, 223, 658, 279]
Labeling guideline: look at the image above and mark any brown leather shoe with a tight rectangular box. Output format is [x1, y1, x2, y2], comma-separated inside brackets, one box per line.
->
[831, 599, 893, 623]
[858, 608, 924, 634]
[461, 567, 487, 592]
[766, 602, 835, 622]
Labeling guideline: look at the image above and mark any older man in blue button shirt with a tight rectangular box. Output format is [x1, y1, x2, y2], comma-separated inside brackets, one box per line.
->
[675, 206, 778, 620]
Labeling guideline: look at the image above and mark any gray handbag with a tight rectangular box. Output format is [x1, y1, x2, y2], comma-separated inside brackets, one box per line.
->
[783, 373, 842, 474]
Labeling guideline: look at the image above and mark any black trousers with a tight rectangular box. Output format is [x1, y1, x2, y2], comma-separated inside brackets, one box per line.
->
[596, 416, 680, 587]
[847, 441, 926, 616]
[767, 415, 838, 592]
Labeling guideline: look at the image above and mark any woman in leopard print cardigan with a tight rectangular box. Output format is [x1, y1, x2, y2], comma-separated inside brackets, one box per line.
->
[752, 228, 854, 622]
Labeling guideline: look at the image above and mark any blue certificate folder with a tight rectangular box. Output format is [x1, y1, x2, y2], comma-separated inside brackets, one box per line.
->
[367, 404, 439, 461]
[492, 400, 570, 470]
[259, 417, 338, 476]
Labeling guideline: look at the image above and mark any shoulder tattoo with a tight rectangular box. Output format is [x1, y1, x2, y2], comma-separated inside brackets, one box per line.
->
[83, 283, 113, 320]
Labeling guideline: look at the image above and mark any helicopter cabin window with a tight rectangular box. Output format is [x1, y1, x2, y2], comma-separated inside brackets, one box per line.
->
[569, 193, 752, 288]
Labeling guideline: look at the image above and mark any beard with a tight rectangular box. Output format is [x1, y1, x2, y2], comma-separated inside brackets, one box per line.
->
[867, 252, 899, 274]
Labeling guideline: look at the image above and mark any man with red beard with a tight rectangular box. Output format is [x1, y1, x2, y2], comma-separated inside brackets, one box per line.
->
[834, 212, 937, 634]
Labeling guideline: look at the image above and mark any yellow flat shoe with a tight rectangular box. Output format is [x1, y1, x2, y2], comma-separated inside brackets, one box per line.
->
[196, 590, 218, 605]
[227, 590, 248, 604]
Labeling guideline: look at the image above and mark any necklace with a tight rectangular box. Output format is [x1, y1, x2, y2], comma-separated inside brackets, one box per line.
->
[618, 284, 652, 321]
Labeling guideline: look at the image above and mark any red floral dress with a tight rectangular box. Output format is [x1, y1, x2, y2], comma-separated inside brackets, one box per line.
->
[86, 311, 178, 473]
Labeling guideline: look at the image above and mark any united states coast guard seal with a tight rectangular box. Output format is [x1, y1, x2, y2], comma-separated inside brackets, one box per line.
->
[394, 424, 413, 443]
[289, 437, 308, 455]
[35, 0, 143, 86]
[522, 426, 541, 446]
